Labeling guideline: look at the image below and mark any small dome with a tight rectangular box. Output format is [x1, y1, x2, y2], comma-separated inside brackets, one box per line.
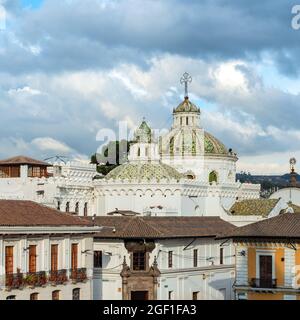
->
[173, 97, 200, 114]
[204, 132, 228, 155]
[105, 162, 183, 182]
[133, 120, 152, 143]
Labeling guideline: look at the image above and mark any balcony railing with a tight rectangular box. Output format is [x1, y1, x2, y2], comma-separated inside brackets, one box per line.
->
[23, 271, 47, 287]
[5, 273, 24, 290]
[250, 278, 277, 289]
[4, 268, 88, 290]
[49, 269, 68, 285]
[70, 268, 87, 283]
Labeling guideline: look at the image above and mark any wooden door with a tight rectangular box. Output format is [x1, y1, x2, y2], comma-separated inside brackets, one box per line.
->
[5, 246, 13, 274]
[29, 245, 37, 273]
[131, 291, 148, 301]
[51, 245, 58, 272]
[259, 255, 272, 287]
[71, 244, 78, 270]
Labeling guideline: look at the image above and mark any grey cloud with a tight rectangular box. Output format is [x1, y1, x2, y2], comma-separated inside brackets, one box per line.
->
[1, 0, 299, 75]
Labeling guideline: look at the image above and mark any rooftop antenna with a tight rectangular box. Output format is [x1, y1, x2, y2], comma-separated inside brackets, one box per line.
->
[44, 155, 69, 164]
[180, 72, 192, 98]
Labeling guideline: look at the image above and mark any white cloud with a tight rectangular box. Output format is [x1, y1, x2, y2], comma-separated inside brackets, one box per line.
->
[8, 86, 42, 96]
[31, 137, 74, 153]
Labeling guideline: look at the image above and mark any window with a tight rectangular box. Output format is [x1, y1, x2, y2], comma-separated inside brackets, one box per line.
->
[259, 255, 273, 288]
[132, 251, 146, 271]
[84, 202, 88, 217]
[137, 148, 141, 157]
[186, 117, 189, 125]
[72, 288, 80, 300]
[29, 245, 37, 273]
[6, 295, 16, 300]
[0, 166, 10, 178]
[168, 291, 174, 300]
[94, 251, 102, 268]
[57, 201, 61, 211]
[192, 292, 199, 300]
[10, 166, 20, 177]
[5, 246, 14, 274]
[71, 244, 78, 270]
[28, 166, 41, 178]
[220, 248, 224, 265]
[52, 290, 60, 300]
[66, 202, 70, 212]
[168, 251, 173, 268]
[209, 171, 218, 184]
[0, 166, 20, 178]
[51, 245, 58, 272]
[193, 249, 198, 268]
[30, 293, 39, 300]
[75, 202, 79, 214]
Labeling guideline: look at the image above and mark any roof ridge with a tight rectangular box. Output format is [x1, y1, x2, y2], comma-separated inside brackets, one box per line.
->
[137, 216, 164, 235]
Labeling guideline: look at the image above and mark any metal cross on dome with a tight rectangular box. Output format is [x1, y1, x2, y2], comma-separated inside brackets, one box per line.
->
[180, 72, 192, 98]
[290, 157, 297, 171]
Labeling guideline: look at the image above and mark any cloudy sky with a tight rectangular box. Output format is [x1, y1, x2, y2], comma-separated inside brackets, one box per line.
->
[0, 0, 300, 174]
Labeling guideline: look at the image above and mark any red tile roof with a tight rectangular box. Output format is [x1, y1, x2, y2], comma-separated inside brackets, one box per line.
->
[0, 156, 50, 166]
[218, 212, 300, 239]
[92, 215, 235, 239]
[0, 200, 93, 227]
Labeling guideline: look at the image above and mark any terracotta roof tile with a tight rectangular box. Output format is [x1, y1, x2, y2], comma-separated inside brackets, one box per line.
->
[218, 212, 300, 239]
[0, 200, 93, 227]
[92, 215, 235, 239]
[0, 156, 50, 166]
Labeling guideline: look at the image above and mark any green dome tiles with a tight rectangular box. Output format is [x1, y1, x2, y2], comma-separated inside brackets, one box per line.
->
[204, 132, 228, 155]
[105, 162, 183, 182]
[173, 97, 200, 114]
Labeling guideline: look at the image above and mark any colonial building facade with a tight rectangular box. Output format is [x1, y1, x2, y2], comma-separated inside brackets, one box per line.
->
[92, 215, 235, 300]
[219, 212, 300, 300]
[0, 200, 101, 300]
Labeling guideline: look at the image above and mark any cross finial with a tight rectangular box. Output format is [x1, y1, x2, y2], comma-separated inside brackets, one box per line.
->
[180, 72, 192, 98]
[290, 157, 297, 172]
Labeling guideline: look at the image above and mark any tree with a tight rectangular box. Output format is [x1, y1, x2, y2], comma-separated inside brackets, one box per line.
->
[91, 140, 131, 176]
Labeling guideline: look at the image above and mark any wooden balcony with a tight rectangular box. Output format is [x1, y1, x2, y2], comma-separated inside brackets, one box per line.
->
[49, 269, 68, 285]
[69, 268, 87, 283]
[5, 273, 24, 290]
[250, 278, 277, 289]
[23, 271, 47, 287]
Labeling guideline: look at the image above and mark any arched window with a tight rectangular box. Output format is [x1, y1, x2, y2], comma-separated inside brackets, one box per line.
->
[170, 137, 174, 157]
[137, 147, 141, 157]
[84, 202, 88, 217]
[30, 293, 39, 300]
[52, 290, 60, 300]
[57, 201, 61, 211]
[186, 117, 189, 125]
[75, 202, 79, 214]
[66, 202, 70, 212]
[209, 171, 218, 184]
[72, 288, 80, 300]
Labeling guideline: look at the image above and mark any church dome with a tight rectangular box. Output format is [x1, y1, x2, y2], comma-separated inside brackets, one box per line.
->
[204, 131, 228, 155]
[133, 120, 152, 143]
[173, 97, 200, 114]
[105, 162, 183, 182]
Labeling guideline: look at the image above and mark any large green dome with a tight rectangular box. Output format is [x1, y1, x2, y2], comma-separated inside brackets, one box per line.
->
[204, 131, 228, 155]
[105, 162, 183, 182]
